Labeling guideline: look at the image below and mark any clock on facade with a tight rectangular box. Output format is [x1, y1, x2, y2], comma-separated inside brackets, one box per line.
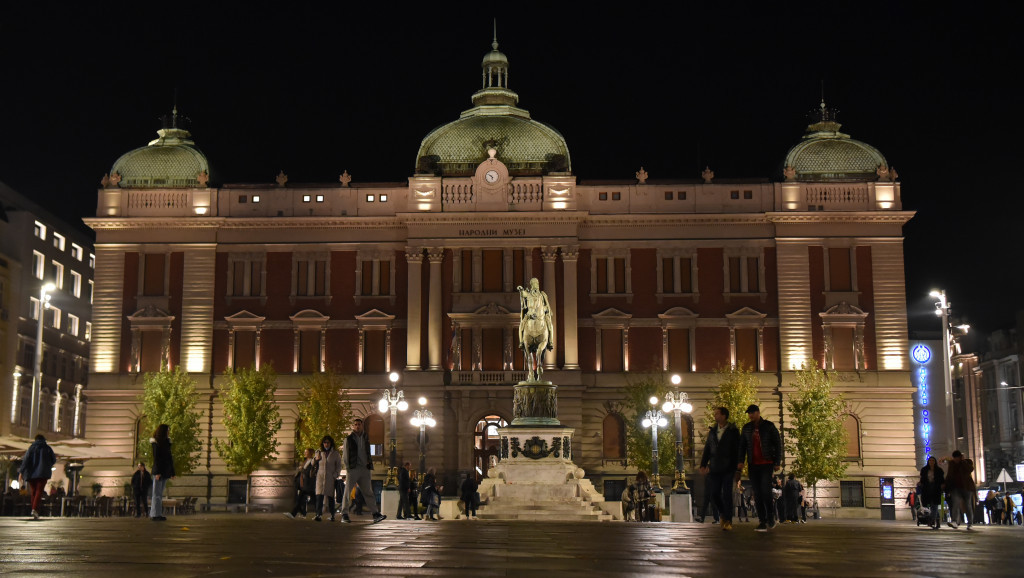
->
[484, 170, 500, 183]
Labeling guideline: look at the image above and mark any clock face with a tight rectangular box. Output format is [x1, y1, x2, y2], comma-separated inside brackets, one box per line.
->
[484, 170, 500, 183]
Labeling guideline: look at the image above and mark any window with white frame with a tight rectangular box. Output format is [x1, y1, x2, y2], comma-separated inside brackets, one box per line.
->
[726, 307, 766, 371]
[85, 321, 92, 341]
[590, 249, 631, 297]
[592, 308, 632, 372]
[51, 260, 65, 289]
[227, 254, 266, 298]
[88, 254, 95, 268]
[67, 314, 80, 337]
[70, 270, 82, 298]
[819, 301, 869, 371]
[71, 243, 83, 261]
[30, 296, 40, 320]
[49, 305, 61, 330]
[656, 248, 698, 297]
[88, 280, 94, 304]
[52, 232, 66, 251]
[34, 221, 47, 240]
[723, 248, 766, 296]
[293, 253, 329, 297]
[659, 307, 698, 373]
[33, 251, 45, 280]
[356, 251, 395, 297]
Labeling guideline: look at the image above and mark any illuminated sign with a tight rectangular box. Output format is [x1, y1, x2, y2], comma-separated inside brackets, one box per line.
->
[913, 345, 932, 458]
[1017, 463, 1024, 482]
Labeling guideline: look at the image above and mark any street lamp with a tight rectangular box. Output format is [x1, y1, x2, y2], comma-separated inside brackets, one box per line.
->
[378, 372, 407, 489]
[29, 282, 56, 436]
[931, 290, 968, 456]
[662, 376, 693, 493]
[642, 396, 668, 491]
[410, 397, 436, 484]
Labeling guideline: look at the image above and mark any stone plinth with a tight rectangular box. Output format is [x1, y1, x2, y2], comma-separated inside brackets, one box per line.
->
[512, 381, 559, 425]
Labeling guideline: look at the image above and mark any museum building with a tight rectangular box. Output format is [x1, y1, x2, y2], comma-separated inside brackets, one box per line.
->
[83, 36, 916, 514]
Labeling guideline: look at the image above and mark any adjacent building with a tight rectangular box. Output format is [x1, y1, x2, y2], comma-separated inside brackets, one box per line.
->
[83, 37, 917, 514]
[0, 180, 94, 439]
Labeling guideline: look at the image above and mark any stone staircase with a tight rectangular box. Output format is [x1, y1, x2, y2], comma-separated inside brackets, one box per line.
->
[475, 457, 618, 522]
[476, 497, 613, 521]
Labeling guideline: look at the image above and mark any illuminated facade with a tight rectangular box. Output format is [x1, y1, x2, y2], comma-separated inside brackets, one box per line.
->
[83, 37, 917, 514]
[0, 180, 94, 439]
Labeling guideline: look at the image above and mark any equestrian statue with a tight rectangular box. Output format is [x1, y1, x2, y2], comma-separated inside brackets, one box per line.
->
[517, 278, 554, 382]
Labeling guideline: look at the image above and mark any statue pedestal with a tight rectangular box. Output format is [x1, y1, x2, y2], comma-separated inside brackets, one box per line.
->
[475, 426, 613, 521]
[511, 381, 559, 426]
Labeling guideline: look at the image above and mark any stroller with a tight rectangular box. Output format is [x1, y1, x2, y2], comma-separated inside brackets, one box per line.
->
[916, 502, 941, 528]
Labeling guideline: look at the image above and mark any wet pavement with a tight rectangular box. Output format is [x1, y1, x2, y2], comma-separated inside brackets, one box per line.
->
[0, 514, 1019, 577]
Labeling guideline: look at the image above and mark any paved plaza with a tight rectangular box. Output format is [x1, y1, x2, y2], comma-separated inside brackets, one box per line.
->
[0, 514, 1020, 577]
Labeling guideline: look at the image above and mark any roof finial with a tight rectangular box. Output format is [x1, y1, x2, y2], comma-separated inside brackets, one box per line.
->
[492, 18, 498, 51]
[172, 87, 180, 129]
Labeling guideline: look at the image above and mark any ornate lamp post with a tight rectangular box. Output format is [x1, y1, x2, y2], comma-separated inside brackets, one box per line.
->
[378, 372, 407, 489]
[410, 397, 436, 484]
[662, 375, 693, 493]
[29, 282, 56, 436]
[642, 396, 668, 491]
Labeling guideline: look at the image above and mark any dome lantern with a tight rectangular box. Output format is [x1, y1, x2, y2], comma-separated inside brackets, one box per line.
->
[109, 106, 210, 189]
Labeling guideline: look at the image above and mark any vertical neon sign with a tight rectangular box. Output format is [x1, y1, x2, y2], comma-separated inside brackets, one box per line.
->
[912, 344, 932, 458]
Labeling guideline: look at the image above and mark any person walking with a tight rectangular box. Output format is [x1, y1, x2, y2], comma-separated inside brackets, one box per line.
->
[420, 467, 442, 521]
[943, 450, 975, 530]
[461, 473, 480, 520]
[150, 424, 175, 522]
[699, 406, 740, 531]
[130, 463, 153, 518]
[783, 473, 803, 523]
[408, 473, 421, 520]
[314, 436, 342, 521]
[340, 419, 386, 524]
[737, 405, 782, 532]
[919, 456, 945, 529]
[397, 462, 413, 520]
[907, 485, 919, 522]
[18, 434, 57, 520]
[285, 448, 317, 519]
[734, 481, 750, 522]
[634, 471, 654, 522]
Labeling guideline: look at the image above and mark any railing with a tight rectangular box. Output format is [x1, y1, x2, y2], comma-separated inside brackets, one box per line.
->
[804, 185, 869, 208]
[442, 183, 474, 205]
[508, 182, 543, 206]
[454, 370, 527, 385]
[127, 191, 191, 210]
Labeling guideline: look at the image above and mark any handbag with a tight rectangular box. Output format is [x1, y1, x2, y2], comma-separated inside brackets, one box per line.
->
[430, 492, 441, 507]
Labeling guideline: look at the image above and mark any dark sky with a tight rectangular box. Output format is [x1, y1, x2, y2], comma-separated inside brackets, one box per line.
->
[2, 2, 1019, 342]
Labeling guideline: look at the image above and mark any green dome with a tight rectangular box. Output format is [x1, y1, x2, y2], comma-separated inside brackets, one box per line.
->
[111, 119, 209, 188]
[783, 102, 887, 182]
[415, 35, 571, 177]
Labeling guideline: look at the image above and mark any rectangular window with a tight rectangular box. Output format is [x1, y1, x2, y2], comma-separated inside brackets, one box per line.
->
[51, 261, 65, 289]
[461, 250, 473, 292]
[295, 259, 327, 297]
[612, 192, 621, 201]
[88, 280, 94, 304]
[832, 327, 855, 370]
[662, 258, 674, 293]
[85, 322, 92, 341]
[664, 191, 673, 200]
[678, 191, 687, 200]
[49, 306, 61, 330]
[252, 195, 261, 203]
[232, 261, 247, 296]
[601, 329, 624, 372]
[143, 253, 165, 296]
[233, 331, 256, 369]
[71, 271, 82, 298]
[743, 190, 753, 199]
[599, 192, 608, 201]
[302, 195, 311, 203]
[238, 195, 247, 203]
[828, 248, 853, 292]
[299, 331, 320, 372]
[596, 258, 607, 293]
[730, 191, 739, 199]
[139, 331, 163, 373]
[30, 297, 40, 320]
[840, 481, 864, 507]
[230, 259, 263, 297]
[667, 328, 690, 373]
[34, 221, 47, 240]
[729, 258, 742, 292]
[746, 257, 759, 292]
[316, 195, 324, 203]
[728, 255, 759, 293]
[735, 328, 758, 370]
[364, 330, 386, 373]
[481, 328, 503, 371]
[33, 251, 45, 280]
[67, 314, 80, 337]
[71, 244, 83, 261]
[88, 254, 95, 269]
[680, 257, 692, 292]
[380, 194, 388, 202]
[613, 258, 625, 293]
[314, 261, 326, 296]
[297, 261, 309, 295]
[53, 233, 66, 251]
[482, 250, 503, 292]
[361, 261, 374, 295]
[378, 261, 390, 296]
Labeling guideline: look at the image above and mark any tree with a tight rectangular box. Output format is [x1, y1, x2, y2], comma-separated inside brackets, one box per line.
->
[701, 365, 762, 441]
[214, 366, 282, 509]
[623, 374, 679, 485]
[136, 368, 204, 476]
[295, 370, 353, 462]
[784, 364, 849, 502]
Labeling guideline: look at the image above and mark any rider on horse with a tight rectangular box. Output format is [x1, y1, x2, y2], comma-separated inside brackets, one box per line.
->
[517, 278, 554, 382]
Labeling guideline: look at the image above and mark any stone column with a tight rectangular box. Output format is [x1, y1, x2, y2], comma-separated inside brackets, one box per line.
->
[542, 247, 558, 370]
[427, 248, 445, 370]
[405, 247, 423, 370]
[561, 246, 579, 370]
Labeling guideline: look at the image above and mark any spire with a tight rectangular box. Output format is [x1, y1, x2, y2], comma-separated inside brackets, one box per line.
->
[493, 18, 498, 51]
[473, 23, 517, 107]
[805, 97, 841, 135]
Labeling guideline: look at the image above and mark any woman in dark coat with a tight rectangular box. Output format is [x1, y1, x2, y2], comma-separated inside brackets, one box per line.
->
[919, 456, 944, 529]
[421, 468, 441, 521]
[460, 473, 480, 520]
[150, 423, 175, 521]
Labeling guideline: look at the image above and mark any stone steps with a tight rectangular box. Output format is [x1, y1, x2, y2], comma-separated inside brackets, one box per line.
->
[476, 499, 613, 521]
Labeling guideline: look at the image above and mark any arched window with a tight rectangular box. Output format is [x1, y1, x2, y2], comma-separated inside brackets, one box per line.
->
[602, 413, 626, 459]
[843, 414, 861, 459]
[474, 415, 508, 478]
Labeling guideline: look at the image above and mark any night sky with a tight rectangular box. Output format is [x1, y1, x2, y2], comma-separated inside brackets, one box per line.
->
[2, 2, 1019, 343]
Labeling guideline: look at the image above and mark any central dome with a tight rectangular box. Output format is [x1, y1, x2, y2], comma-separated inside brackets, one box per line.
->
[110, 109, 209, 188]
[782, 102, 888, 182]
[415, 35, 571, 177]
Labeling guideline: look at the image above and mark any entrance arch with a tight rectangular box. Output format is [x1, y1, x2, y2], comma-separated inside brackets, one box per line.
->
[473, 414, 508, 478]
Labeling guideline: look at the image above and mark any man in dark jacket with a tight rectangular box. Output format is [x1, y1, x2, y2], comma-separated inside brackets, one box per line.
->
[737, 404, 782, 532]
[397, 461, 413, 519]
[943, 450, 976, 530]
[783, 473, 804, 523]
[285, 448, 316, 519]
[18, 434, 57, 520]
[699, 406, 740, 531]
[130, 463, 153, 518]
[339, 418, 385, 523]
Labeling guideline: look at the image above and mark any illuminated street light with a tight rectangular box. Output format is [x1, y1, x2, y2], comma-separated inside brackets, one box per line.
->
[410, 397, 436, 483]
[642, 397, 668, 491]
[29, 282, 56, 436]
[378, 372, 407, 489]
[931, 289, 968, 456]
[662, 380, 693, 494]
